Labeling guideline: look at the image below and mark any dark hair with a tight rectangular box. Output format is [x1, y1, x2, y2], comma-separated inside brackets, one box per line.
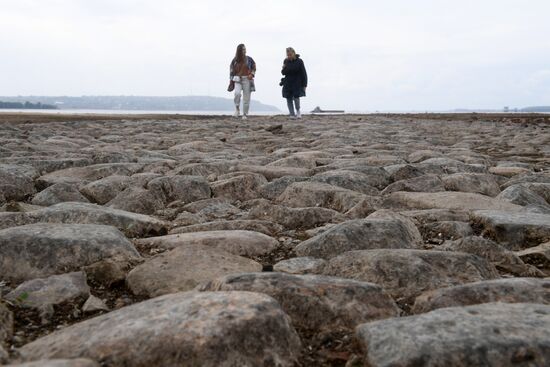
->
[235, 44, 246, 64]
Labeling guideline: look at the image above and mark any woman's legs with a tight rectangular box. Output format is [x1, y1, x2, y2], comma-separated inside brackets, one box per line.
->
[241, 78, 251, 116]
[294, 98, 301, 118]
[287, 98, 301, 118]
[287, 98, 296, 116]
[233, 81, 242, 116]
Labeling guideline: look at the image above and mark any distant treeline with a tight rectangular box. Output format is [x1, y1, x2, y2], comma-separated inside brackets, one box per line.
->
[0, 101, 57, 110]
[0, 96, 279, 112]
[520, 106, 550, 113]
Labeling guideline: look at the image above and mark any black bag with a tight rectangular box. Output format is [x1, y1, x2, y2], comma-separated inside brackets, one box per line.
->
[227, 80, 235, 92]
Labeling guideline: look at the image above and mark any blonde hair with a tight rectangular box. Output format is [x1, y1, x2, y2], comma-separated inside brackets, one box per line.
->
[286, 47, 297, 59]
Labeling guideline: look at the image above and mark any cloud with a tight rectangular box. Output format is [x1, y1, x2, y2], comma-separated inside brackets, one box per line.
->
[1, 0, 549, 111]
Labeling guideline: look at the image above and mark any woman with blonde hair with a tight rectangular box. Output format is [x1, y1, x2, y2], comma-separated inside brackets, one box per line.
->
[229, 44, 256, 120]
[281, 47, 308, 119]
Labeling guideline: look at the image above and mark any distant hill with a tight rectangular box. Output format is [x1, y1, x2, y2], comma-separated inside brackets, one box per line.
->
[0, 96, 279, 112]
[0, 101, 57, 110]
[520, 106, 550, 113]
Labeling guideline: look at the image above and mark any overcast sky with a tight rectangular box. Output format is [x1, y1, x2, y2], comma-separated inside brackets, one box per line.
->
[1, 0, 549, 111]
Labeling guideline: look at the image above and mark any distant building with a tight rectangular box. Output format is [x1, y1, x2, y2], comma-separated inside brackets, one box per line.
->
[503, 106, 509, 112]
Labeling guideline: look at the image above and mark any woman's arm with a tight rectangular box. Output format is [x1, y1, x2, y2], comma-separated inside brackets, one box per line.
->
[301, 60, 308, 88]
[229, 58, 236, 79]
[249, 57, 256, 75]
[281, 59, 288, 75]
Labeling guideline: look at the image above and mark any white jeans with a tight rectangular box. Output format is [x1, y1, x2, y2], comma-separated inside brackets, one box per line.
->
[233, 76, 251, 115]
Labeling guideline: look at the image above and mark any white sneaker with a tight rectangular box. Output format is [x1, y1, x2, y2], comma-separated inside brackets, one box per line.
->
[296, 110, 302, 119]
[233, 110, 240, 118]
[242, 115, 248, 120]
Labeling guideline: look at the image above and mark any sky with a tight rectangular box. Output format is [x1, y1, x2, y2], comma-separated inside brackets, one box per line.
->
[1, 0, 550, 111]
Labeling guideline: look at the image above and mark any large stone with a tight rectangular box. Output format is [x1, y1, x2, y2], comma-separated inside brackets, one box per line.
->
[518, 182, 550, 204]
[258, 176, 309, 200]
[344, 195, 383, 218]
[516, 241, 550, 272]
[381, 174, 445, 195]
[0, 211, 32, 230]
[407, 150, 443, 163]
[441, 173, 501, 197]
[418, 157, 487, 174]
[268, 153, 329, 169]
[501, 172, 550, 189]
[19, 292, 301, 367]
[199, 272, 399, 332]
[79, 175, 131, 205]
[400, 208, 470, 224]
[313, 165, 390, 189]
[497, 184, 550, 212]
[355, 303, 550, 367]
[3, 359, 99, 367]
[383, 191, 522, 211]
[384, 164, 425, 182]
[126, 244, 262, 297]
[472, 210, 550, 249]
[37, 163, 143, 187]
[490, 166, 532, 177]
[0, 164, 39, 180]
[0, 224, 140, 283]
[211, 173, 267, 202]
[182, 198, 242, 221]
[19, 202, 168, 237]
[169, 219, 283, 236]
[277, 181, 365, 212]
[366, 209, 424, 246]
[5, 272, 90, 309]
[412, 278, 550, 314]
[147, 175, 211, 204]
[0, 164, 36, 201]
[441, 236, 541, 276]
[170, 162, 232, 177]
[248, 200, 345, 230]
[295, 218, 420, 259]
[9, 158, 92, 175]
[273, 257, 328, 275]
[311, 170, 380, 195]
[233, 164, 312, 180]
[31, 183, 90, 206]
[324, 249, 499, 301]
[107, 187, 164, 215]
[134, 230, 278, 257]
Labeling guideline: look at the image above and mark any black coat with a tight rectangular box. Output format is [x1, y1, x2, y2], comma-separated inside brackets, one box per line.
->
[281, 56, 308, 99]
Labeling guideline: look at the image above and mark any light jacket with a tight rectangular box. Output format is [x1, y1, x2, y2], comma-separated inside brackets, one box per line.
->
[229, 56, 256, 79]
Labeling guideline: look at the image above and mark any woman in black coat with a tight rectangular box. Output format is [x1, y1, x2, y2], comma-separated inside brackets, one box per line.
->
[281, 47, 308, 119]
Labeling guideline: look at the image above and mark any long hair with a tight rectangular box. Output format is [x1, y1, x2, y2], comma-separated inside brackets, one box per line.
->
[286, 47, 297, 60]
[235, 44, 246, 64]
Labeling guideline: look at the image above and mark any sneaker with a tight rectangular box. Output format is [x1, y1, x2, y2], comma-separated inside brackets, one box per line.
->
[233, 110, 240, 118]
[242, 115, 248, 120]
[289, 115, 297, 119]
[296, 110, 302, 119]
